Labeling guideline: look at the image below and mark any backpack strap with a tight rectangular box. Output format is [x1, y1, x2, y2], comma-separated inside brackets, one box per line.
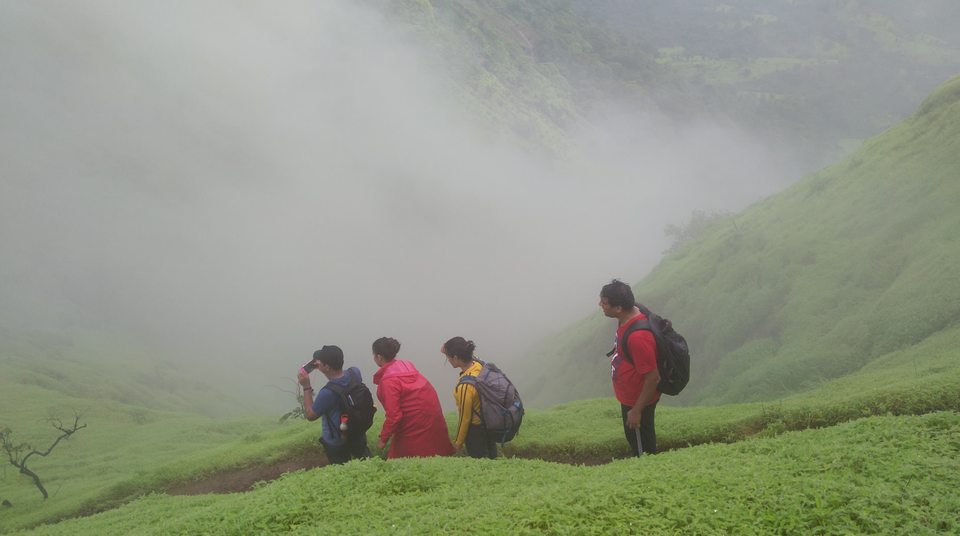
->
[455, 359, 484, 386]
[617, 318, 652, 365]
[320, 369, 358, 439]
[634, 302, 654, 318]
[455, 367, 485, 427]
[324, 368, 358, 396]
[605, 304, 655, 365]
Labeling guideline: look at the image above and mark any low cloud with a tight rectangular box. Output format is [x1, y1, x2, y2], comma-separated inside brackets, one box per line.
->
[0, 0, 803, 410]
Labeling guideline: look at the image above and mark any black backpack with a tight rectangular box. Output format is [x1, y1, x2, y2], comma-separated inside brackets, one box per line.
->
[606, 303, 691, 396]
[457, 360, 524, 445]
[323, 368, 377, 439]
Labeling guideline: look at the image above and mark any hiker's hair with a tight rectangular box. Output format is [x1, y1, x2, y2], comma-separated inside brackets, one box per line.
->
[444, 337, 476, 363]
[372, 337, 401, 361]
[313, 345, 344, 371]
[600, 279, 635, 310]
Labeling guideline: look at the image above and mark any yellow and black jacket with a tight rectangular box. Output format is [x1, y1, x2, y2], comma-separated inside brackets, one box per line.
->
[453, 359, 483, 446]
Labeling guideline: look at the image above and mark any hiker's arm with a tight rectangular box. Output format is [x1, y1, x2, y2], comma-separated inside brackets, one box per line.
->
[625, 330, 658, 429]
[298, 370, 321, 422]
[303, 390, 319, 421]
[453, 383, 476, 447]
[378, 380, 403, 444]
[626, 368, 660, 429]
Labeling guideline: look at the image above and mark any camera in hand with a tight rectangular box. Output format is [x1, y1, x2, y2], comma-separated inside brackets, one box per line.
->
[302, 359, 319, 374]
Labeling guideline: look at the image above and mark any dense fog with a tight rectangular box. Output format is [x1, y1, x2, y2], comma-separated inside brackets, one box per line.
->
[0, 1, 802, 411]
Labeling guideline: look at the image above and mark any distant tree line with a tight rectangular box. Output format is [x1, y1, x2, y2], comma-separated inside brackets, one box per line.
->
[663, 209, 731, 254]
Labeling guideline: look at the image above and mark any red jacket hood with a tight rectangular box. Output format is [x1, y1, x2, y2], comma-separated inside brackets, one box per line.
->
[373, 359, 419, 385]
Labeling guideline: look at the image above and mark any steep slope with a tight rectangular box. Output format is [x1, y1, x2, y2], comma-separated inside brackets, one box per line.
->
[517, 73, 960, 408]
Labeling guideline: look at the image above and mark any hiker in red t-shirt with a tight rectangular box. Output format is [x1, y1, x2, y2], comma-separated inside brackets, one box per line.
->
[600, 279, 661, 456]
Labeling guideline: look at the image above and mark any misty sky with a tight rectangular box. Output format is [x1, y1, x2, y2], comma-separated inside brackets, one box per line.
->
[1, 1, 802, 411]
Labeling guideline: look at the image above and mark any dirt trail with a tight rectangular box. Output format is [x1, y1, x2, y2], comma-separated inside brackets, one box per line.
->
[166, 459, 328, 495]
[164, 455, 617, 496]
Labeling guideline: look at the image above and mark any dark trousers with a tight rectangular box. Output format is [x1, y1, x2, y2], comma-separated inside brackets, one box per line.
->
[621, 402, 657, 456]
[319, 432, 372, 465]
[464, 425, 498, 459]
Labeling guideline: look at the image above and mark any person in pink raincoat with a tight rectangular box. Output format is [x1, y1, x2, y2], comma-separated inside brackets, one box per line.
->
[372, 337, 455, 459]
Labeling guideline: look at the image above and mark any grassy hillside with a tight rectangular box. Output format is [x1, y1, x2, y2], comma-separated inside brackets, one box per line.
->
[0, 383, 290, 532]
[9, 412, 960, 534]
[3, 318, 958, 532]
[516, 72, 960, 409]
[4, 6, 960, 533]
[0, 328, 263, 417]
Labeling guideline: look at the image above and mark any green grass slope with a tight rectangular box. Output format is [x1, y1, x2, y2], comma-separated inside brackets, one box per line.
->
[14, 412, 960, 535]
[4, 319, 957, 532]
[0, 328, 259, 417]
[517, 72, 960, 409]
[0, 382, 293, 533]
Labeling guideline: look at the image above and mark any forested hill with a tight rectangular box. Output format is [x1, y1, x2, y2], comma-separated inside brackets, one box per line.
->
[359, 0, 706, 157]
[515, 73, 960, 409]
[571, 0, 960, 168]
[366, 0, 960, 169]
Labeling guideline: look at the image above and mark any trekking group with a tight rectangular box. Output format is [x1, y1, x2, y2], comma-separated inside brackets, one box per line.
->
[295, 279, 688, 464]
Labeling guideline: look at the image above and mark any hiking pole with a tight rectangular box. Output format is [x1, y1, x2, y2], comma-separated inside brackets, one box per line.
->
[635, 428, 643, 457]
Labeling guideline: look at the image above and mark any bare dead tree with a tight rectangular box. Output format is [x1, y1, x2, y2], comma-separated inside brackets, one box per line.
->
[0, 412, 86, 500]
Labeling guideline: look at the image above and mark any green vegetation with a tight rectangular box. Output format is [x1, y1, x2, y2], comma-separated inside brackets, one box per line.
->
[0, 328, 261, 418]
[1, 414, 86, 500]
[8, 412, 960, 535]
[350, 0, 960, 169]
[517, 72, 960, 410]
[358, 0, 726, 158]
[0, 382, 291, 532]
[662, 210, 732, 254]
[2, 317, 957, 532]
[3, 4, 960, 534]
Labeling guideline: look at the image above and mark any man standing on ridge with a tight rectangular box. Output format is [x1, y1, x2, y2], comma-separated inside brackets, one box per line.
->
[297, 345, 372, 464]
[600, 279, 661, 456]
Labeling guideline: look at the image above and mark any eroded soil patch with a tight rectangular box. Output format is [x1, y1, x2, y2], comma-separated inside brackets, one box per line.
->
[163, 454, 622, 496]
[166, 458, 328, 495]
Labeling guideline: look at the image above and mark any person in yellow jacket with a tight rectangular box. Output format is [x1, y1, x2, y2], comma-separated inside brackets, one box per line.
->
[442, 336, 498, 459]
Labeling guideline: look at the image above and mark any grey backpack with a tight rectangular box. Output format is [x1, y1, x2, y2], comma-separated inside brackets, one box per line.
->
[457, 360, 524, 445]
